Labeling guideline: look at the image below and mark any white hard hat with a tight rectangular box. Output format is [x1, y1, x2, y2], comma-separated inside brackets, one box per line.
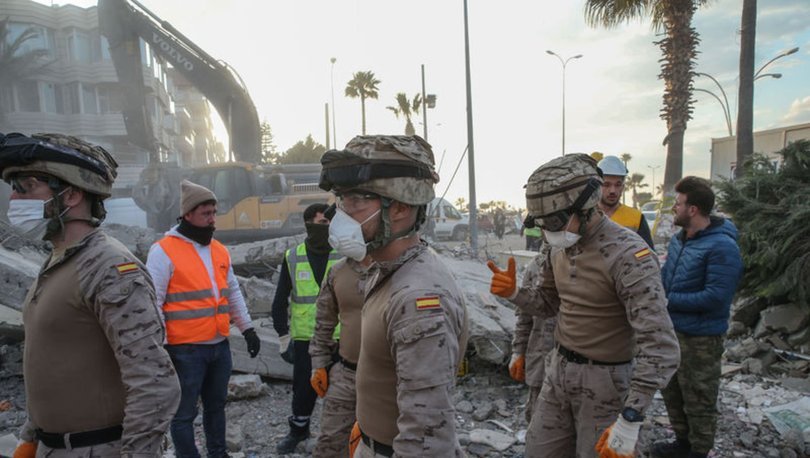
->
[597, 155, 627, 177]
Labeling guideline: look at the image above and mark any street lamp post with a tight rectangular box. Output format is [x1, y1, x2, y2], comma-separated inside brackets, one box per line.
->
[754, 47, 799, 78]
[754, 72, 782, 81]
[546, 50, 582, 156]
[330, 57, 337, 147]
[694, 88, 733, 136]
[647, 165, 662, 196]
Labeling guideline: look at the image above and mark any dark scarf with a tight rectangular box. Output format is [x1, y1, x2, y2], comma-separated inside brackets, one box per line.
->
[305, 222, 331, 254]
[177, 219, 215, 246]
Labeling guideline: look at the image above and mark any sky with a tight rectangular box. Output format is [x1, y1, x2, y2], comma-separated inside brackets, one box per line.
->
[41, 0, 810, 209]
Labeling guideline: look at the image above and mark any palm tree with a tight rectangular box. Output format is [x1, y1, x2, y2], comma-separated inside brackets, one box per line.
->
[0, 19, 51, 128]
[584, 1, 706, 196]
[620, 153, 632, 169]
[386, 92, 422, 135]
[345, 71, 381, 135]
[626, 172, 648, 209]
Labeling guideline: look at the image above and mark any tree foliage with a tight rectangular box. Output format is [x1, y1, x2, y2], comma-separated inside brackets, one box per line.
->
[278, 134, 325, 164]
[345, 71, 381, 135]
[386, 92, 422, 136]
[716, 140, 810, 308]
[259, 120, 278, 164]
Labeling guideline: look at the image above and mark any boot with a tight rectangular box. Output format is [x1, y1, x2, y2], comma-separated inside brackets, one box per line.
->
[276, 416, 310, 454]
[649, 438, 691, 458]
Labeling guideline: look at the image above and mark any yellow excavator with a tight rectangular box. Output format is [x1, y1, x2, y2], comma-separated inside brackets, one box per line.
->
[99, 0, 332, 241]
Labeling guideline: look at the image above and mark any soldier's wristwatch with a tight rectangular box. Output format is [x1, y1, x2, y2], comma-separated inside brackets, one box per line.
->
[621, 407, 644, 423]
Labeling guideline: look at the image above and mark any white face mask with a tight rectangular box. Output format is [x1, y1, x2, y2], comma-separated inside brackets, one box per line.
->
[542, 217, 581, 249]
[7, 198, 50, 238]
[328, 208, 380, 261]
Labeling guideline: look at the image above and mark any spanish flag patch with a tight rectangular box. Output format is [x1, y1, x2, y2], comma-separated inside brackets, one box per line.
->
[116, 262, 138, 275]
[634, 248, 652, 260]
[416, 296, 441, 310]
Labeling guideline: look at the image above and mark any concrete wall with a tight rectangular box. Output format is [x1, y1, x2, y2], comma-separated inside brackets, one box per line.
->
[710, 122, 810, 181]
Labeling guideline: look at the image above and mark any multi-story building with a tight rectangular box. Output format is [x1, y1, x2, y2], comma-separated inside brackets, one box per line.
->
[710, 122, 810, 181]
[0, 0, 219, 195]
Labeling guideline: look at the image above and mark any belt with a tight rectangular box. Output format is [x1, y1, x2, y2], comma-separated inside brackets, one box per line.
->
[35, 425, 123, 449]
[557, 344, 631, 366]
[360, 430, 393, 457]
[340, 357, 357, 371]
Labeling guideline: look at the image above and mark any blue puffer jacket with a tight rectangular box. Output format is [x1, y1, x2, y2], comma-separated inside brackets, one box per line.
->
[661, 217, 743, 336]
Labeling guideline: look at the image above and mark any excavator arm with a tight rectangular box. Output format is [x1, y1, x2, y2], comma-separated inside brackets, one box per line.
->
[98, 0, 260, 163]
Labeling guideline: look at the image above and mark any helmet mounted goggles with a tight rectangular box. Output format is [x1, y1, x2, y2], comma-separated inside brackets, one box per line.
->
[319, 154, 435, 192]
[524, 177, 601, 231]
[0, 132, 115, 180]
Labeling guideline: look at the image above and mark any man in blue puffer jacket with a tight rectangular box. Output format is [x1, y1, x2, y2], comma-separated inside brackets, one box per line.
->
[649, 177, 743, 458]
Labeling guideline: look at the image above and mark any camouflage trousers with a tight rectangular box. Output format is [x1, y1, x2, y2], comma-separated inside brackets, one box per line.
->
[35, 440, 122, 457]
[525, 349, 632, 458]
[352, 438, 466, 458]
[314, 362, 357, 457]
[525, 385, 542, 424]
[660, 332, 723, 454]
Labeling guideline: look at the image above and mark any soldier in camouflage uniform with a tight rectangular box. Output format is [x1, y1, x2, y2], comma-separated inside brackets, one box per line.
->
[0, 133, 180, 457]
[309, 256, 371, 457]
[488, 154, 679, 458]
[319, 135, 469, 457]
[509, 245, 557, 424]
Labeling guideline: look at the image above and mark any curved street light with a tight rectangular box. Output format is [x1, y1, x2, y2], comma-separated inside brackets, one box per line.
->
[694, 88, 733, 137]
[546, 50, 582, 156]
[755, 47, 799, 78]
[754, 72, 782, 81]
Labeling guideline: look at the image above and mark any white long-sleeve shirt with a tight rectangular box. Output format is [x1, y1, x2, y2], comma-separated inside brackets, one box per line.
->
[146, 226, 253, 344]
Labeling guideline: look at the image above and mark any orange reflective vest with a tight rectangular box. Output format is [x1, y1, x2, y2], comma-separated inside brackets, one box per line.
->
[159, 236, 231, 344]
[611, 204, 642, 232]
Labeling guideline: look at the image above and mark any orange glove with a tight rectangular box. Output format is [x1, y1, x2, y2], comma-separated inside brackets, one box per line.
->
[508, 353, 525, 382]
[13, 441, 37, 458]
[594, 416, 641, 458]
[487, 257, 517, 298]
[310, 367, 329, 398]
[349, 421, 361, 457]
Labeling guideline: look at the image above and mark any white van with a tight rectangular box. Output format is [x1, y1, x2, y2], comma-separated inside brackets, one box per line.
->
[425, 197, 469, 241]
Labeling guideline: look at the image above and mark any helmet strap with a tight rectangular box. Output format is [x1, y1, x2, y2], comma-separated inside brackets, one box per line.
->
[366, 198, 422, 251]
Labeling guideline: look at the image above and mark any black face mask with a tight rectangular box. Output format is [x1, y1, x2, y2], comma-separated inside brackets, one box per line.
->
[305, 222, 331, 254]
[177, 219, 215, 246]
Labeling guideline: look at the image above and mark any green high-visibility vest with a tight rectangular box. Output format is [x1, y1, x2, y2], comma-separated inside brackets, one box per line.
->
[524, 227, 542, 238]
[286, 243, 342, 340]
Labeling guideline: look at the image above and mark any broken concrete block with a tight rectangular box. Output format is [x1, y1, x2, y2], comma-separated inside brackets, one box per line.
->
[0, 433, 18, 458]
[726, 337, 769, 362]
[103, 224, 159, 262]
[780, 377, 810, 394]
[229, 318, 292, 381]
[743, 350, 777, 375]
[760, 304, 810, 334]
[469, 428, 517, 452]
[226, 423, 243, 452]
[228, 374, 264, 400]
[236, 276, 276, 318]
[0, 244, 44, 312]
[727, 320, 748, 338]
[0, 305, 23, 341]
[731, 296, 767, 327]
[227, 235, 304, 279]
[788, 327, 810, 348]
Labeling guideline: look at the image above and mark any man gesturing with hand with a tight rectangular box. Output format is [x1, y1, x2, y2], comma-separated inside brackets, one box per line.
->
[487, 154, 679, 458]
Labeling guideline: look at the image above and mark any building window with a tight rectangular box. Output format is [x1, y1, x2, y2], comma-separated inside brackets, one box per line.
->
[82, 84, 98, 114]
[98, 86, 123, 114]
[65, 82, 81, 114]
[139, 38, 152, 67]
[6, 23, 54, 57]
[16, 80, 40, 112]
[68, 30, 93, 64]
[41, 82, 63, 114]
[100, 35, 111, 60]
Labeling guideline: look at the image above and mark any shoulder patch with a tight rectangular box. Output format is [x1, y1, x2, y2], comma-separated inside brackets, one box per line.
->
[634, 248, 652, 260]
[115, 262, 139, 275]
[416, 295, 441, 311]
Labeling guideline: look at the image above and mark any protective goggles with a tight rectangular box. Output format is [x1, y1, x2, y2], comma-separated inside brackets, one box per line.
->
[9, 174, 58, 194]
[336, 190, 381, 212]
[524, 210, 571, 232]
[319, 155, 434, 191]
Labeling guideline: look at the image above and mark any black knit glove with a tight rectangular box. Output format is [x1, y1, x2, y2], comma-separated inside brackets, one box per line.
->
[243, 328, 261, 358]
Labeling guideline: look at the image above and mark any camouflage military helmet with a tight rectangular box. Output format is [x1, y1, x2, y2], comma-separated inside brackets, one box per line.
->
[0, 132, 118, 198]
[319, 135, 439, 205]
[525, 153, 603, 217]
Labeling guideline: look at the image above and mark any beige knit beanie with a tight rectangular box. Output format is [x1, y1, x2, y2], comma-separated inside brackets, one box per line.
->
[181, 179, 217, 215]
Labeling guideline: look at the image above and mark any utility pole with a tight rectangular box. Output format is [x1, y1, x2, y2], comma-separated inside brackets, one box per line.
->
[463, 0, 477, 255]
[421, 64, 428, 141]
[324, 103, 330, 149]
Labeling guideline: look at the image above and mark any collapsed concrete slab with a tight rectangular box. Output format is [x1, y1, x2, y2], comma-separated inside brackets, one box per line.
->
[227, 234, 305, 279]
[102, 223, 159, 261]
[0, 305, 23, 341]
[441, 256, 516, 365]
[229, 318, 292, 380]
[236, 275, 276, 318]
[0, 244, 44, 312]
[759, 304, 810, 335]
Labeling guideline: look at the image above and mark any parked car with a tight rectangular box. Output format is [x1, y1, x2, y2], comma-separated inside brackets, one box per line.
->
[426, 197, 469, 241]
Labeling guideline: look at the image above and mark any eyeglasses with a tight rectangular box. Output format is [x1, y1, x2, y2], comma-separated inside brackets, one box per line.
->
[535, 210, 572, 232]
[10, 175, 50, 195]
[336, 191, 380, 212]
